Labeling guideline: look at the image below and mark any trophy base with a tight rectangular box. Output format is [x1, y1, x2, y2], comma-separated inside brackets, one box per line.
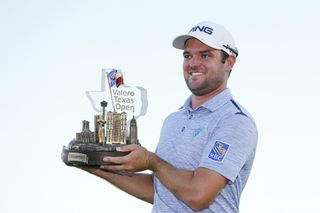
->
[61, 139, 130, 166]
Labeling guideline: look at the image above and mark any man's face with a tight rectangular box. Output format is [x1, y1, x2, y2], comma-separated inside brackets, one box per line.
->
[183, 38, 231, 96]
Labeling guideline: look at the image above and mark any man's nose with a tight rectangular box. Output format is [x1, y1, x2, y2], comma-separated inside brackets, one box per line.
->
[189, 56, 201, 69]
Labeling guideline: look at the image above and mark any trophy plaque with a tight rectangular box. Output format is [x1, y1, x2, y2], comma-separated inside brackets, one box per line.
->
[61, 68, 148, 167]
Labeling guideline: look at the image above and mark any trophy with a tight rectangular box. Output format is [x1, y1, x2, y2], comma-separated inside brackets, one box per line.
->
[61, 68, 148, 167]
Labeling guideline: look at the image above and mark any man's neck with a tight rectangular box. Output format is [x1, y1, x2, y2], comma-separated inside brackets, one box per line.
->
[191, 86, 226, 109]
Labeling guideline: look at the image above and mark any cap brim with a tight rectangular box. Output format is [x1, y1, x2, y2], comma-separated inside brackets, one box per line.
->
[172, 35, 195, 50]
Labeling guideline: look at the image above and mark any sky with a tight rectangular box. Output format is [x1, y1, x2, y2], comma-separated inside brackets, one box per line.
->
[0, 0, 319, 212]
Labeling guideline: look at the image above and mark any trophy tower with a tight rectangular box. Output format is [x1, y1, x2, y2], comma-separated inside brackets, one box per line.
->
[61, 100, 139, 166]
[61, 68, 147, 167]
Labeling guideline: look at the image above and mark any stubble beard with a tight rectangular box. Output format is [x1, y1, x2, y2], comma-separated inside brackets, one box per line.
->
[185, 77, 224, 96]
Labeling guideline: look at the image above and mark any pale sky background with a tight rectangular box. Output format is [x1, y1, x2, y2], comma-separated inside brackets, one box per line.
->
[1, 0, 319, 212]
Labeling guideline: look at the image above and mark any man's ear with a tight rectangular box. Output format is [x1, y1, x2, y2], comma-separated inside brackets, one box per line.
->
[226, 55, 236, 71]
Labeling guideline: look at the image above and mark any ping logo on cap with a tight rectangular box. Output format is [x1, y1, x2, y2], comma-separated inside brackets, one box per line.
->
[189, 25, 213, 35]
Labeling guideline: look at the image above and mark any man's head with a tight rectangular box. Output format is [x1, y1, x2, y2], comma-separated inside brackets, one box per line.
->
[173, 21, 238, 58]
[172, 21, 237, 96]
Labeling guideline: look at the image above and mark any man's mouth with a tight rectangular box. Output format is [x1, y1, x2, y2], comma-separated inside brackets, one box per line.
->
[190, 71, 204, 76]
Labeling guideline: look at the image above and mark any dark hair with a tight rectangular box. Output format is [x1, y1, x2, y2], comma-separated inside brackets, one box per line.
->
[220, 50, 233, 77]
[220, 50, 229, 64]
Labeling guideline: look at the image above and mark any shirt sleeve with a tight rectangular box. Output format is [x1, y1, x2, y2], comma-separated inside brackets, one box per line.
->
[199, 114, 258, 182]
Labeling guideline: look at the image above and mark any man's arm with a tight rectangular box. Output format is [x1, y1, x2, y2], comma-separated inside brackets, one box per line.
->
[101, 145, 228, 211]
[80, 167, 154, 204]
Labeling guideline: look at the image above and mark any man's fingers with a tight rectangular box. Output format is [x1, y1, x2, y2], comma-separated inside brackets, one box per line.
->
[101, 145, 148, 172]
[100, 163, 135, 172]
[100, 164, 125, 171]
[103, 156, 127, 164]
[116, 144, 139, 152]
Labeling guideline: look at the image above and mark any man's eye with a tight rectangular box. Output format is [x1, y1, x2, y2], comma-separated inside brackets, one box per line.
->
[183, 54, 191, 59]
[201, 54, 210, 59]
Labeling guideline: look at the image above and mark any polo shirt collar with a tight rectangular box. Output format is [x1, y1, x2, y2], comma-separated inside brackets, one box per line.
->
[181, 88, 233, 113]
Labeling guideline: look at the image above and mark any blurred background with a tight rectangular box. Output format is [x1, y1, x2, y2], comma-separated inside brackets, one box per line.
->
[0, 0, 319, 212]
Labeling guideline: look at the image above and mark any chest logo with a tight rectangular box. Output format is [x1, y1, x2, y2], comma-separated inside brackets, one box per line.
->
[193, 128, 202, 137]
[208, 141, 230, 162]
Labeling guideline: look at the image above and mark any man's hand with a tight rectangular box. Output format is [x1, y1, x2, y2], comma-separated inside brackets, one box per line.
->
[100, 144, 154, 172]
[77, 144, 227, 210]
[79, 166, 100, 174]
[75, 156, 155, 204]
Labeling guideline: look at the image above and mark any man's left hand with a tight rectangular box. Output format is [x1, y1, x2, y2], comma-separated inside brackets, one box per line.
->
[100, 144, 152, 172]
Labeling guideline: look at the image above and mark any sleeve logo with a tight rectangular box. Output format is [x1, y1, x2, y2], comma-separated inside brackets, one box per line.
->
[208, 141, 230, 162]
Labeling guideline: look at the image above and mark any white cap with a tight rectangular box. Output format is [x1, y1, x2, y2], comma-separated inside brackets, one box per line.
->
[172, 21, 238, 57]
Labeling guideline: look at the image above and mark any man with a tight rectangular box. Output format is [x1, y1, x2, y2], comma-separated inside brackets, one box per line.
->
[80, 21, 258, 213]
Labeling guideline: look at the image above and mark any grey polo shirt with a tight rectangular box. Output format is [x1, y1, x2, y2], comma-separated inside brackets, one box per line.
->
[152, 88, 258, 213]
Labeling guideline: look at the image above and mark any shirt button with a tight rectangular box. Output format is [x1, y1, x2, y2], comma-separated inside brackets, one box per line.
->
[189, 114, 193, 119]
